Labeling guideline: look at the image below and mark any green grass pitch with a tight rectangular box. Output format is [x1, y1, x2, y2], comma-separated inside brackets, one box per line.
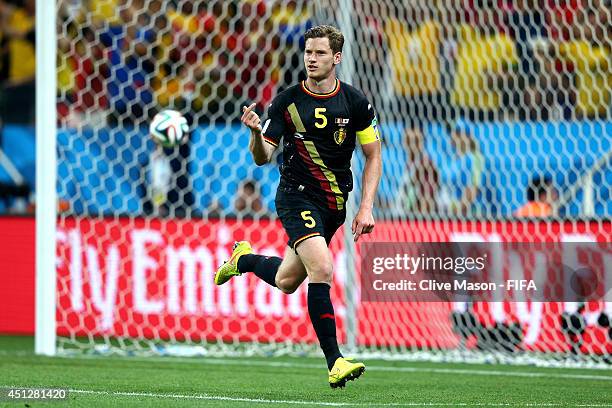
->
[0, 335, 611, 407]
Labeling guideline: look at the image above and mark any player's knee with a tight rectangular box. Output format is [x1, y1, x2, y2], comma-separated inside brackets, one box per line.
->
[275, 276, 299, 294]
[308, 262, 333, 284]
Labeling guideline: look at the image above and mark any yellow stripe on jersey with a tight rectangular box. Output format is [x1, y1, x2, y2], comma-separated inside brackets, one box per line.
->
[356, 125, 380, 145]
[262, 135, 278, 147]
[287, 103, 306, 133]
[293, 232, 321, 249]
[303, 140, 345, 210]
[300, 79, 341, 98]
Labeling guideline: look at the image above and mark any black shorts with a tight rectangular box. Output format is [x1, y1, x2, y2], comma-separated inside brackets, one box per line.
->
[275, 184, 346, 251]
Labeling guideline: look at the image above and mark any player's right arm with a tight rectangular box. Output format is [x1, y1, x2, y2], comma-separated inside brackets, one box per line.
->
[241, 103, 276, 166]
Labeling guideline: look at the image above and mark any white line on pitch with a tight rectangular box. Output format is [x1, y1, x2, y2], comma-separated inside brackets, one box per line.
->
[0, 387, 605, 407]
[68, 389, 366, 406]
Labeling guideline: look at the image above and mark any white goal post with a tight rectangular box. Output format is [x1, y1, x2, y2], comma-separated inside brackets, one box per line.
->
[35, 0, 57, 356]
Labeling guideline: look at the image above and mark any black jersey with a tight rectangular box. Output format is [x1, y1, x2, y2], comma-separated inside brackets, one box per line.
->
[261, 79, 379, 211]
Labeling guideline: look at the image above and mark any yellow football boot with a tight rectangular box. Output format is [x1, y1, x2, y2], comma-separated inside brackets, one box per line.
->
[328, 357, 365, 388]
[214, 241, 253, 285]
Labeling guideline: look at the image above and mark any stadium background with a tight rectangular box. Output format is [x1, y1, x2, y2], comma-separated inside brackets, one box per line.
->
[0, 0, 610, 363]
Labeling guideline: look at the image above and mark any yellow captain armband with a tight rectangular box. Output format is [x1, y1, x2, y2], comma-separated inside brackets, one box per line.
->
[356, 120, 381, 145]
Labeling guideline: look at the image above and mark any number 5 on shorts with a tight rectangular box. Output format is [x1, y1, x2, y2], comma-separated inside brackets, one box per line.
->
[301, 211, 316, 228]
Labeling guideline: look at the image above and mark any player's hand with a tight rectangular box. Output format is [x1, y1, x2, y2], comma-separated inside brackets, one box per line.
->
[352, 208, 375, 242]
[241, 103, 262, 133]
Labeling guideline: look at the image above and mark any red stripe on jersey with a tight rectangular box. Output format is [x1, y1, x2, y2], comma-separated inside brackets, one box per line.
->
[300, 79, 341, 99]
[284, 110, 296, 133]
[294, 139, 338, 210]
[263, 136, 278, 147]
[319, 313, 335, 320]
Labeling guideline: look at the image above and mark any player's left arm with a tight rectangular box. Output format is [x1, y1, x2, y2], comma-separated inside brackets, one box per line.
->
[352, 139, 382, 242]
[351, 96, 382, 242]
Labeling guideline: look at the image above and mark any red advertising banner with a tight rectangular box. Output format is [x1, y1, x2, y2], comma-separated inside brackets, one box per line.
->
[55, 217, 326, 344]
[1, 217, 610, 354]
[0, 217, 35, 334]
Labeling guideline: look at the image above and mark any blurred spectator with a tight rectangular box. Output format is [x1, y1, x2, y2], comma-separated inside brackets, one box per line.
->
[167, 1, 201, 34]
[102, 7, 156, 126]
[393, 127, 440, 216]
[517, 73, 553, 120]
[384, 3, 443, 127]
[524, 0, 584, 120]
[437, 3, 461, 127]
[145, 145, 172, 216]
[234, 179, 266, 218]
[0, 0, 35, 125]
[52, 0, 302, 125]
[57, 25, 108, 127]
[0, 182, 30, 213]
[272, 0, 312, 90]
[155, 63, 205, 115]
[556, 4, 610, 118]
[156, 0, 275, 121]
[143, 142, 195, 218]
[547, 0, 582, 41]
[439, 126, 485, 216]
[243, 35, 281, 109]
[153, 2, 209, 116]
[451, 6, 519, 121]
[242, 5, 283, 110]
[504, 0, 548, 79]
[463, 0, 508, 33]
[89, 0, 122, 25]
[207, 198, 223, 218]
[0, 0, 34, 82]
[163, 138, 195, 218]
[56, 37, 74, 115]
[57, 0, 85, 25]
[524, 37, 576, 120]
[515, 174, 558, 217]
[351, 1, 392, 122]
[206, 1, 247, 118]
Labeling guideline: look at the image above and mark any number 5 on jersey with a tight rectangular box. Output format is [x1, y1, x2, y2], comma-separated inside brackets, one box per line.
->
[301, 210, 316, 228]
[314, 108, 327, 128]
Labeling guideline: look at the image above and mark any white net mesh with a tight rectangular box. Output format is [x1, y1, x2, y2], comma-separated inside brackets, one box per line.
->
[55, 0, 611, 365]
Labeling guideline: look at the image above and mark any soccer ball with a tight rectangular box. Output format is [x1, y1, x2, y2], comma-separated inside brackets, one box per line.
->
[149, 110, 189, 147]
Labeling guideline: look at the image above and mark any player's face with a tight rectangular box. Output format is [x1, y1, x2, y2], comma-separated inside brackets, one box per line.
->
[304, 37, 341, 81]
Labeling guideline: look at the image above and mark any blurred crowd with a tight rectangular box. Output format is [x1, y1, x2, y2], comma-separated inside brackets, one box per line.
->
[0, 0, 312, 127]
[0, 0, 609, 218]
[0, 0, 609, 126]
[54, 0, 311, 127]
[0, 0, 35, 124]
[365, 0, 611, 125]
[352, 0, 610, 218]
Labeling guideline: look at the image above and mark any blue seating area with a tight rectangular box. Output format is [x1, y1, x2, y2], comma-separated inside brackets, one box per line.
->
[0, 125, 36, 213]
[358, 120, 611, 217]
[1, 120, 610, 217]
[1, 125, 35, 185]
[56, 124, 281, 215]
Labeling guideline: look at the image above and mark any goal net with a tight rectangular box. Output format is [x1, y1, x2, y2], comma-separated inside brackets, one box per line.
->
[53, 0, 611, 365]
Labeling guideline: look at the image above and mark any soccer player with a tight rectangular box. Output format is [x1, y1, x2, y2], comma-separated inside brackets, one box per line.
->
[215, 25, 382, 388]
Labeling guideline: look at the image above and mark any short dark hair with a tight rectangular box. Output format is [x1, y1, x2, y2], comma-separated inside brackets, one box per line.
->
[527, 175, 552, 201]
[304, 25, 344, 54]
[242, 180, 257, 191]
